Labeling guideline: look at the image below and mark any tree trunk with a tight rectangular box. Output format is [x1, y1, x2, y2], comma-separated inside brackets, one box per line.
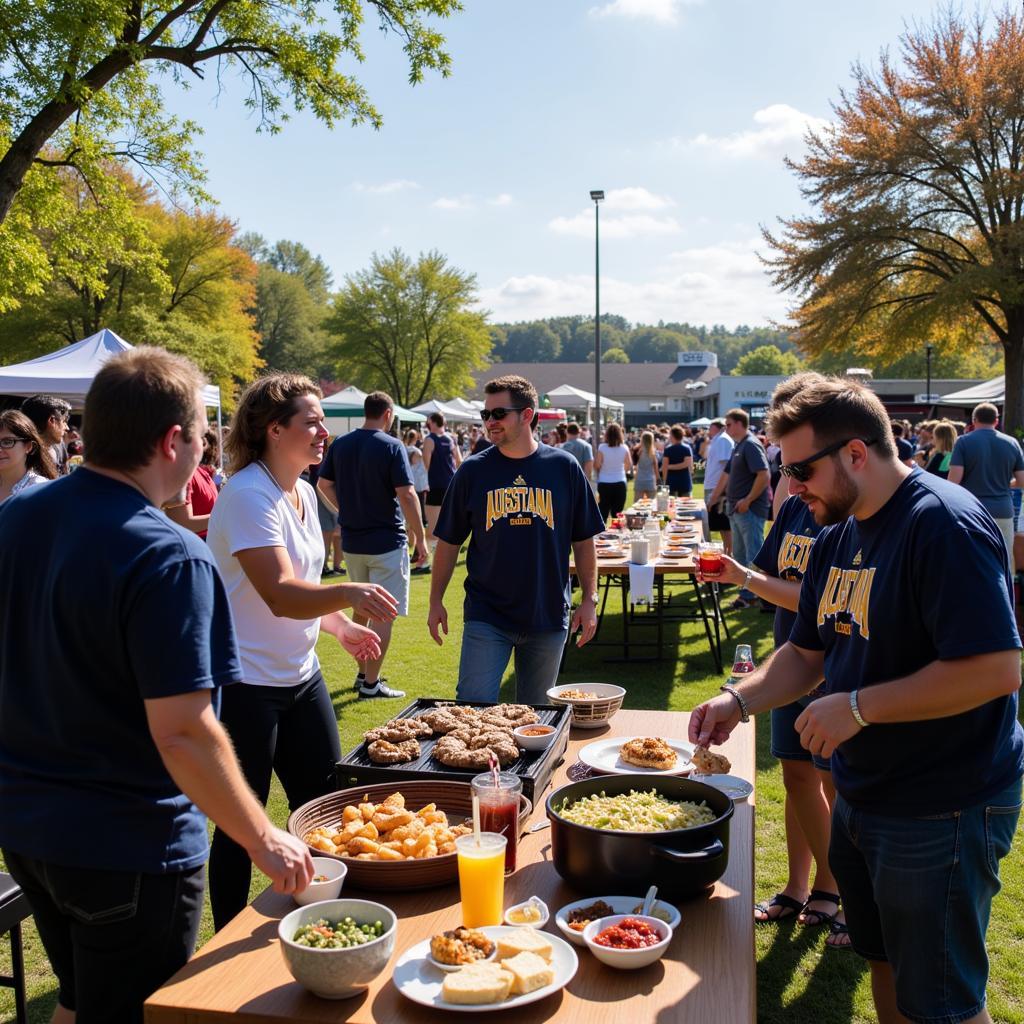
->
[1002, 308, 1024, 437]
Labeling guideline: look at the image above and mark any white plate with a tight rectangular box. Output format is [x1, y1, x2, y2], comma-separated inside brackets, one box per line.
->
[554, 895, 682, 947]
[578, 735, 695, 776]
[690, 773, 753, 800]
[393, 925, 578, 1012]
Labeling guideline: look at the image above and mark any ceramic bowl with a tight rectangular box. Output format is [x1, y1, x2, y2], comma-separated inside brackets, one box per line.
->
[513, 723, 557, 751]
[278, 898, 396, 999]
[582, 913, 671, 970]
[294, 857, 348, 906]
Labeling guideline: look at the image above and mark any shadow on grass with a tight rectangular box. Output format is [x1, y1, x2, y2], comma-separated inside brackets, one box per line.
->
[756, 921, 869, 1024]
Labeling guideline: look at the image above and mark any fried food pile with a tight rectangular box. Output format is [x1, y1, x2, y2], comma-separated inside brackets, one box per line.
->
[430, 928, 495, 966]
[619, 736, 677, 771]
[303, 791, 472, 861]
[361, 703, 540, 767]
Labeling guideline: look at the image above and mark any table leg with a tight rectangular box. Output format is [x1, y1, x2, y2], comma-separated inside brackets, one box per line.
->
[692, 575, 723, 673]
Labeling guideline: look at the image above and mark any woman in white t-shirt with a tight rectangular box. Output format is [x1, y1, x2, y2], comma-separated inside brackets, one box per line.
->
[206, 373, 399, 929]
[593, 421, 632, 520]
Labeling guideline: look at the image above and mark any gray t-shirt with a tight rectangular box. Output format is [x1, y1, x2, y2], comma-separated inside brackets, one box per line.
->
[561, 438, 593, 469]
[725, 433, 771, 518]
[949, 428, 1024, 519]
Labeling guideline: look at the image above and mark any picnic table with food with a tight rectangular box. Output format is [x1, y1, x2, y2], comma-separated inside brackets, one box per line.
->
[145, 705, 755, 1024]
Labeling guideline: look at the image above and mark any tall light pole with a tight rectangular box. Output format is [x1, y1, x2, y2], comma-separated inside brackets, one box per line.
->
[926, 342, 933, 416]
[590, 190, 604, 443]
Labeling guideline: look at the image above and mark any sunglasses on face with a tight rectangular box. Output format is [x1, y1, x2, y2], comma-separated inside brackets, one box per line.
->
[480, 406, 530, 422]
[0, 437, 27, 450]
[780, 437, 877, 482]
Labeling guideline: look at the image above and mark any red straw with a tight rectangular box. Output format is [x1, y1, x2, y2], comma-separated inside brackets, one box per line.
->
[489, 753, 499, 789]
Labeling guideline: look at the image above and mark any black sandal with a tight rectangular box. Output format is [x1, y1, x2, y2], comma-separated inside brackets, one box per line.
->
[826, 918, 852, 950]
[799, 889, 841, 928]
[754, 892, 805, 924]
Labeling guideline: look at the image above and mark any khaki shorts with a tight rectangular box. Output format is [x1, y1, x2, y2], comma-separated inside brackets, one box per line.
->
[342, 546, 410, 616]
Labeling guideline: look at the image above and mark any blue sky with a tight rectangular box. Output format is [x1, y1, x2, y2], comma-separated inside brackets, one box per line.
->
[162, 0, 945, 328]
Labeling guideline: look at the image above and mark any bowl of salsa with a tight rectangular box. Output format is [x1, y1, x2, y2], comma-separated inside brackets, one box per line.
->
[582, 914, 671, 970]
[513, 723, 557, 751]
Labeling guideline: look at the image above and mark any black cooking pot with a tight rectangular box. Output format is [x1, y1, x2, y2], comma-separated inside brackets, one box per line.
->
[545, 774, 734, 899]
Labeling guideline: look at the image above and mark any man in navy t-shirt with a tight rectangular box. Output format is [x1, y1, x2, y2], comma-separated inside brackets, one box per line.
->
[691, 372, 1022, 1024]
[0, 349, 313, 1023]
[429, 375, 604, 704]
[317, 391, 428, 699]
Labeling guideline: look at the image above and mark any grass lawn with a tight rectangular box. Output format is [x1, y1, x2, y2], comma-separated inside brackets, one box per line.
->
[3, 480, 1022, 1023]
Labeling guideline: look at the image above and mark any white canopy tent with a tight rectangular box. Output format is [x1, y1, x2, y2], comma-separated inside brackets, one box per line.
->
[411, 398, 478, 423]
[688, 416, 713, 428]
[936, 376, 1004, 407]
[544, 384, 623, 434]
[444, 397, 484, 419]
[0, 327, 223, 436]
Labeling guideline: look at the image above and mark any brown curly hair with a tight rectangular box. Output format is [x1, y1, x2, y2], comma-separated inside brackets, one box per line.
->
[225, 373, 322, 471]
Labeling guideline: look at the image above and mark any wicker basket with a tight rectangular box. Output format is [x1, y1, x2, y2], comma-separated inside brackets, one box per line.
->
[546, 684, 626, 730]
[287, 780, 531, 892]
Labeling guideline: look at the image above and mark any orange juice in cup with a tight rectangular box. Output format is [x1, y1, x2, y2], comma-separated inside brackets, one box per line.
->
[455, 833, 506, 927]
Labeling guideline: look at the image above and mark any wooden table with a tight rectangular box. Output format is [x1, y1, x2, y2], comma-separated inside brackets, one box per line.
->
[146, 711, 755, 1024]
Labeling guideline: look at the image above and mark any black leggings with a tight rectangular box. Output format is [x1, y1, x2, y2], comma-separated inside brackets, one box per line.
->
[597, 481, 628, 521]
[208, 671, 340, 929]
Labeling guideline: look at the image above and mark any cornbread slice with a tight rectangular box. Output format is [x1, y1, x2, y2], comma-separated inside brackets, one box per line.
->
[496, 927, 553, 962]
[440, 962, 514, 1005]
[500, 951, 554, 995]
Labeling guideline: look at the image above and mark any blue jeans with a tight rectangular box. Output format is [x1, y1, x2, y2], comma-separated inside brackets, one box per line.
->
[829, 776, 1022, 1023]
[457, 620, 569, 705]
[728, 509, 766, 600]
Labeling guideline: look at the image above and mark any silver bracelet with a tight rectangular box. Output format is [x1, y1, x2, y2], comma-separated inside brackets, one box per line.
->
[849, 689, 870, 728]
[742, 567, 753, 591]
[720, 684, 751, 723]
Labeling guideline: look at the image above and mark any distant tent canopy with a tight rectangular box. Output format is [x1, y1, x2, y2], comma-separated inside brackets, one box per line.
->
[321, 386, 425, 423]
[0, 328, 221, 410]
[936, 376, 1004, 407]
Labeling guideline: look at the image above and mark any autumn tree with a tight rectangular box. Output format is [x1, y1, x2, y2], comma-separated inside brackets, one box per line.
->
[732, 344, 804, 376]
[326, 248, 491, 406]
[0, 1, 460, 310]
[763, 6, 1024, 424]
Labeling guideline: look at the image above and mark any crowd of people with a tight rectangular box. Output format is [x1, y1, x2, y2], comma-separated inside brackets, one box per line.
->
[0, 354, 1021, 1024]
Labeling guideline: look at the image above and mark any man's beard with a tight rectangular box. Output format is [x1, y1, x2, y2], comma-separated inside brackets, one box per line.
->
[810, 459, 858, 526]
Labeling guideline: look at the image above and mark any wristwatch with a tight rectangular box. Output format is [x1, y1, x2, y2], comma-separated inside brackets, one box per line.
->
[720, 684, 751, 723]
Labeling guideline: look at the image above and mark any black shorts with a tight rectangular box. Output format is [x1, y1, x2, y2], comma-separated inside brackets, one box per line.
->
[4, 850, 204, 1022]
[708, 502, 730, 532]
[426, 487, 448, 507]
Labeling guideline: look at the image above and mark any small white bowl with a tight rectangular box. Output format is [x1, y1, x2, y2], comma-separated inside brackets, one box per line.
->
[427, 934, 498, 973]
[513, 724, 557, 751]
[278, 898, 396, 999]
[294, 857, 348, 906]
[582, 914, 671, 970]
[503, 896, 550, 929]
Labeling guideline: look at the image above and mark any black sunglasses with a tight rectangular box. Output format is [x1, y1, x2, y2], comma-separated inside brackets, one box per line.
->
[480, 406, 531, 422]
[780, 438, 877, 482]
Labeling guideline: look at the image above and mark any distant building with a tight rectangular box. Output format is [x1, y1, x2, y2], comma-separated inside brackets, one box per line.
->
[472, 355, 982, 426]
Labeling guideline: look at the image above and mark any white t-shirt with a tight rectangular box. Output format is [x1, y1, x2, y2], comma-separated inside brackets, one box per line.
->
[597, 443, 628, 483]
[207, 462, 325, 686]
[703, 432, 735, 496]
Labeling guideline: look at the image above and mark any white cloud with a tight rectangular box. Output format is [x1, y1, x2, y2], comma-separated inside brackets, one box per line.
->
[676, 104, 831, 160]
[478, 238, 785, 328]
[488, 193, 513, 206]
[549, 187, 678, 238]
[351, 179, 420, 194]
[588, 0, 702, 26]
[432, 195, 473, 210]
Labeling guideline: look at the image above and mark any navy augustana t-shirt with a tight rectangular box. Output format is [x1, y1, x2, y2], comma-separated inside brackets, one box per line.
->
[0, 469, 242, 872]
[319, 429, 413, 554]
[789, 469, 1024, 816]
[753, 495, 822, 649]
[434, 444, 605, 631]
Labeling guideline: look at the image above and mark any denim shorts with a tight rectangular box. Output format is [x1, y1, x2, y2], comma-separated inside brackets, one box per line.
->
[829, 776, 1022, 1023]
[770, 700, 831, 772]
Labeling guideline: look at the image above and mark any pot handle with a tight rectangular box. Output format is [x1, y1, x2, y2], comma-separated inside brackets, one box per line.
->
[651, 838, 724, 863]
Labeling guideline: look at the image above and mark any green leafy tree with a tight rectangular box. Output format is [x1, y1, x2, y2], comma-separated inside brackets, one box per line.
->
[326, 248, 491, 406]
[627, 327, 697, 362]
[253, 265, 329, 376]
[501, 321, 561, 361]
[0, 1, 460, 310]
[590, 346, 629, 363]
[764, 5, 1024, 429]
[732, 344, 805, 376]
